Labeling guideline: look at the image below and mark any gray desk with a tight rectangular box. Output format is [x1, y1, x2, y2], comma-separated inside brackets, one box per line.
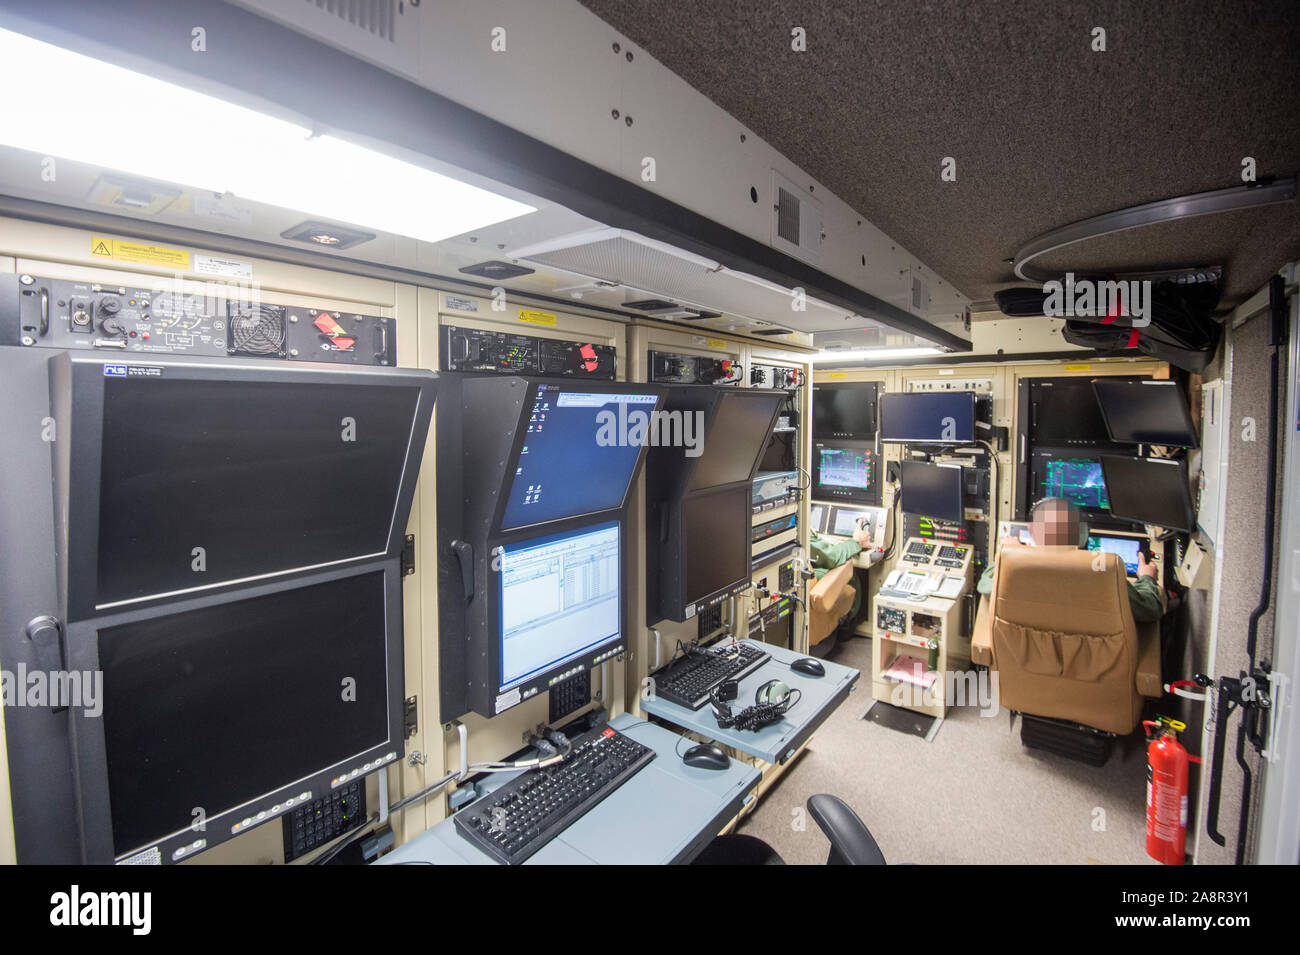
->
[641, 640, 860, 765]
[375, 713, 761, 865]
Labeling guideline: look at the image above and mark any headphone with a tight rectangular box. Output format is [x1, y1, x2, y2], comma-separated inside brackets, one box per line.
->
[710, 679, 801, 731]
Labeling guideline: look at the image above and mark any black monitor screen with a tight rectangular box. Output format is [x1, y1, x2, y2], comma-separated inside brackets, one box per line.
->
[1043, 457, 1109, 510]
[879, 393, 975, 444]
[1100, 455, 1195, 531]
[812, 384, 877, 438]
[683, 485, 750, 604]
[816, 444, 875, 490]
[501, 384, 658, 530]
[97, 570, 391, 858]
[1029, 378, 1118, 445]
[1093, 380, 1199, 448]
[497, 520, 621, 691]
[687, 392, 782, 490]
[900, 461, 964, 522]
[97, 376, 421, 607]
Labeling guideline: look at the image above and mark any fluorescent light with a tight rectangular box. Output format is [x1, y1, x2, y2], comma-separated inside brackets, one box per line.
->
[0, 28, 535, 244]
[809, 346, 944, 363]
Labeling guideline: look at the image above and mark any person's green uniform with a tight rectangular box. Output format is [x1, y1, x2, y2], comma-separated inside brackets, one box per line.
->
[976, 550, 1164, 623]
[809, 532, 864, 619]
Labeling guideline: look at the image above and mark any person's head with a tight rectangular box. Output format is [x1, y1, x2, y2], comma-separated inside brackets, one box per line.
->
[1030, 496, 1082, 547]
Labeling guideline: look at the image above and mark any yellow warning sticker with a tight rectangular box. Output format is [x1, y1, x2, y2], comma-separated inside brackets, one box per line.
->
[518, 309, 557, 327]
[705, 338, 727, 350]
[91, 236, 190, 270]
[1064, 363, 1092, 371]
[828, 372, 848, 379]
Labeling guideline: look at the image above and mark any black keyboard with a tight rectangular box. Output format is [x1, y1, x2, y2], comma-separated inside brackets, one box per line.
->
[650, 642, 771, 709]
[453, 723, 655, 865]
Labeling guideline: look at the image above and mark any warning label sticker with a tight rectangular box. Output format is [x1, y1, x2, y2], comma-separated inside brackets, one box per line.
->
[92, 236, 191, 270]
[518, 309, 557, 327]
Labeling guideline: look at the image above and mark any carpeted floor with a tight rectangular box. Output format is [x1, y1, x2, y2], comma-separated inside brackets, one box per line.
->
[737, 635, 1158, 865]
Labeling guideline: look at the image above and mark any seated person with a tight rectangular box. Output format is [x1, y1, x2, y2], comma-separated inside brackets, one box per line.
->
[810, 519, 873, 621]
[977, 497, 1164, 623]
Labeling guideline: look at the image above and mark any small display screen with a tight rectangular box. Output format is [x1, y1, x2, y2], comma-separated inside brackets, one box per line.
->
[809, 504, 826, 532]
[817, 446, 873, 488]
[832, 509, 869, 536]
[900, 461, 964, 522]
[879, 392, 975, 444]
[812, 383, 877, 438]
[501, 385, 658, 530]
[1044, 458, 1109, 510]
[98, 571, 391, 858]
[684, 485, 751, 605]
[1100, 455, 1195, 531]
[498, 521, 621, 691]
[1087, 534, 1143, 574]
[1093, 380, 1199, 448]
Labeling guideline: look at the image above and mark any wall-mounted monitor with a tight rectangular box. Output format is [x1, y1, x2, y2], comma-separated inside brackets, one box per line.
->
[812, 440, 880, 505]
[67, 565, 403, 864]
[683, 484, 752, 609]
[54, 353, 435, 620]
[499, 383, 659, 531]
[1100, 455, 1195, 531]
[900, 460, 965, 522]
[686, 389, 787, 491]
[1093, 379, 1199, 449]
[812, 381, 879, 440]
[879, 392, 975, 444]
[1041, 456, 1110, 511]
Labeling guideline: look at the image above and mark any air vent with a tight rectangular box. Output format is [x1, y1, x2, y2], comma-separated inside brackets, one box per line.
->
[911, 275, 930, 313]
[776, 186, 801, 245]
[310, 0, 397, 42]
[459, 260, 535, 280]
[771, 171, 824, 262]
[228, 304, 286, 357]
[752, 327, 793, 336]
[281, 220, 376, 250]
[624, 298, 678, 311]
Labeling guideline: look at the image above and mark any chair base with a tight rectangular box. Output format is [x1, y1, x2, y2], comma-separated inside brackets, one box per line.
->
[1019, 713, 1114, 766]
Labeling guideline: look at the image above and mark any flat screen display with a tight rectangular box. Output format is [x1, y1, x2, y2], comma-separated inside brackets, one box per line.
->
[501, 385, 658, 530]
[879, 393, 975, 444]
[1093, 380, 1199, 448]
[816, 445, 874, 490]
[686, 391, 783, 490]
[498, 521, 621, 691]
[683, 485, 750, 605]
[812, 383, 877, 438]
[1029, 378, 1120, 446]
[97, 376, 421, 607]
[1087, 534, 1143, 575]
[1100, 455, 1195, 531]
[831, 508, 870, 536]
[1043, 458, 1109, 510]
[900, 460, 964, 522]
[97, 570, 391, 858]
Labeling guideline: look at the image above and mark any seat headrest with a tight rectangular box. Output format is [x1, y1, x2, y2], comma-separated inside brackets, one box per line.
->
[994, 545, 1132, 635]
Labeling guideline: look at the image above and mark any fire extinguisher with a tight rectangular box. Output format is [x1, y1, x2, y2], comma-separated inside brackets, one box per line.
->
[1144, 717, 1199, 865]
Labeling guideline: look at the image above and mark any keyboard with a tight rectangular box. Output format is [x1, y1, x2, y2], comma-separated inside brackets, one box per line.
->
[453, 723, 655, 865]
[650, 641, 771, 709]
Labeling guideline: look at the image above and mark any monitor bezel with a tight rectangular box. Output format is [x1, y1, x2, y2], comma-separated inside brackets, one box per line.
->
[55, 352, 435, 622]
[900, 460, 965, 522]
[65, 560, 404, 865]
[492, 380, 664, 535]
[1093, 379, 1200, 449]
[811, 439, 880, 506]
[485, 514, 627, 712]
[1099, 455, 1196, 532]
[811, 380, 880, 441]
[878, 391, 977, 445]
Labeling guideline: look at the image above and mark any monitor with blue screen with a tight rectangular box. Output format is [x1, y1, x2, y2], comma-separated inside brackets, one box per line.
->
[500, 384, 658, 530]
[1044, 458, 1109, 510]
[1087, 533, 1143, 575]
[498, 520, 621, 692]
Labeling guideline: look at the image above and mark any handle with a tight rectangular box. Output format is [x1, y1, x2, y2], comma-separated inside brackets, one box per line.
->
[450, 539, 475, 603]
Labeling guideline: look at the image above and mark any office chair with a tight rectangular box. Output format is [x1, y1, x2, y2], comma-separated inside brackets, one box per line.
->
[809, 562, 857, 650]
[692, 794, 887, 865]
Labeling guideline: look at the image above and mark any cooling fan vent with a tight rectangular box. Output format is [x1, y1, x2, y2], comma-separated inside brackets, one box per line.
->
[228, 304, 286, 356]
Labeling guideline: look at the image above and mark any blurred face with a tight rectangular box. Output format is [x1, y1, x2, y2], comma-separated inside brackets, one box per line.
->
[1031, 498, 1081, 546]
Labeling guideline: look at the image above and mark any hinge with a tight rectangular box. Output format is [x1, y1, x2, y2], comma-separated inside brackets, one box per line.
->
[401, 533, 416, 576]
[403, 696, 418, 740]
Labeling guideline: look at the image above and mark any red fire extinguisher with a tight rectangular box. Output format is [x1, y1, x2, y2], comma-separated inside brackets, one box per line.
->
[1144, 718, 1195, 865]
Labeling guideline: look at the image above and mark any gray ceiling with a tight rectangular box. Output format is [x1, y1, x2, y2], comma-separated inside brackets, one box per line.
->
[580, 0, 1300, 311]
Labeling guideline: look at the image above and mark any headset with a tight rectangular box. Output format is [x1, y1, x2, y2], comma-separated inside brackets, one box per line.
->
[709, 678, 801, 731]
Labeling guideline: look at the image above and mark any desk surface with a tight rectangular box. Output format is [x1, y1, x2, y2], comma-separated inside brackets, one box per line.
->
[375, 713, 761, 866]
[641, 639, 860, 764]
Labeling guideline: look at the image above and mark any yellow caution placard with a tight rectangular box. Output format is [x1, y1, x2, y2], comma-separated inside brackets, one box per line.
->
[705, 338, 727, 350]
[91, 236, 190, 270]
[518, 309, 557, 327]
[828, 372, 848, 379]
[1064, 363, 1092, 372]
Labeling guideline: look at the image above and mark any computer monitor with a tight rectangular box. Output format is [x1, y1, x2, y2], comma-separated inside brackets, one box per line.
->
[1025, 376, 1138, 446]
[879, 392, 976, 444]
[1087, 533, 1143, 575]
[683, 485, 751, 606]
[500, 383, 659, 530]
[830, 508, 871, 537]
[1093, 379, 1199, 448]
[71, 566, 400, 864]
[900, 460, 964, 522]
[57, 353, 435, 618]
[812, 381, 878, 440]
[497, 520, 622, 694]
[1043, 457, 1110, 510]
[812, 440, 879, 504]
[809, 504, 827, 534]
[687, 390, 786, 491]
[1100, 455, 1195, 531]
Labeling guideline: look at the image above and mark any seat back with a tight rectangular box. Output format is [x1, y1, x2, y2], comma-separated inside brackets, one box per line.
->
[990, 545, 1143, 735]
[809, 561, 855, 646]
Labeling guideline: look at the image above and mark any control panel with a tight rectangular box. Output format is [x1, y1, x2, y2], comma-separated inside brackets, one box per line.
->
[282, 778, 365, 862]
[8, 274, 396, 365]
[648, 349, 742, 384]
[750, 363, 803, 389]
[811, 503, 890, 543]
[752, 512, 798, 545]
[440, 324, 615, 378]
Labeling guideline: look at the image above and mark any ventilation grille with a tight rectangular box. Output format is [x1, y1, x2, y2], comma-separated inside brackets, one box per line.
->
[776, 186, 802, 245]
[309, 0, 397, 42]
[229, 304, 286, 356]
[911, 275, 930, 313]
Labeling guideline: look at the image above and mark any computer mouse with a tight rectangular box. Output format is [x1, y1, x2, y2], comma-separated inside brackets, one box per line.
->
[683, 743, 730, 770]
[791, 657, 825, 677]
